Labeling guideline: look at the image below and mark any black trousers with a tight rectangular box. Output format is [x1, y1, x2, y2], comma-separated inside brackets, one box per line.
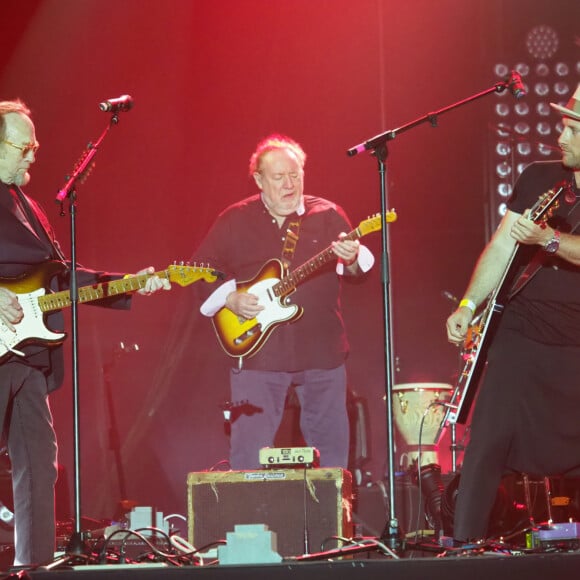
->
[453, 328, 580, 541]
[0, 363, 58, 566]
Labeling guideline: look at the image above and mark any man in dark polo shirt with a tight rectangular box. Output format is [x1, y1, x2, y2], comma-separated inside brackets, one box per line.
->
[194, 134, 375, 470]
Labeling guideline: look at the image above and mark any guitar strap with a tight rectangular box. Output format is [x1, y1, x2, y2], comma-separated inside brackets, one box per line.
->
[233, 217, 302, 369]
[281, 217, 302, 271]
[509, 181, 580, 299]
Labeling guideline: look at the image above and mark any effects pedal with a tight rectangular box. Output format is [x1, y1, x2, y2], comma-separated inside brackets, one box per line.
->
[259, 447, 320, 467]
[527, 522, 580, 550]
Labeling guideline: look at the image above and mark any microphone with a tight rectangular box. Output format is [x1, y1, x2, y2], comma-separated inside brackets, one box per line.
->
[98, 94, 134, 113]
[507, 71, 526, 100]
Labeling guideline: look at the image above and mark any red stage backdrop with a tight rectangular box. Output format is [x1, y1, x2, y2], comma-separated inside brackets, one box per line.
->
[0, 0, 577, 527]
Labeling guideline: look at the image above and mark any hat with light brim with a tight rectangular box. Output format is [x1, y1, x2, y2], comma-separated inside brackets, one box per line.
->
[550, 84, 580, 121]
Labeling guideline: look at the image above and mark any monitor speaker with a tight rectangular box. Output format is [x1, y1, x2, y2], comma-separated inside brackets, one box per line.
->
[187, 468, 352, 558]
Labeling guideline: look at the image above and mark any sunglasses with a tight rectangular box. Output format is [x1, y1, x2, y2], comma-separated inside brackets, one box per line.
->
[2, 139, 40, 157]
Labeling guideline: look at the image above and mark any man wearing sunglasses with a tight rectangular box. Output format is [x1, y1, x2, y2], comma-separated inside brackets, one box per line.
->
[0, 99, 169, 567]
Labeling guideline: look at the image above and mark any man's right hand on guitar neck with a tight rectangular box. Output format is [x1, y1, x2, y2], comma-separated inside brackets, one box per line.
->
[226, 291, 265, 320]
[0, 288, 23, 332]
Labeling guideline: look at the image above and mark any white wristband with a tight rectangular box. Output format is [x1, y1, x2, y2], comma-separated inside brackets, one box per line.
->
[459, 298, 476, 315]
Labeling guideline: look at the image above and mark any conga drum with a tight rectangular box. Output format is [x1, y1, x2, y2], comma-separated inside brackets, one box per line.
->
[392, 383, 453, 468]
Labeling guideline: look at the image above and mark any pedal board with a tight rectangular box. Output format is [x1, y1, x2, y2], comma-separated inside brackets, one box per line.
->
[259, 447, 319, 467]
[527, 522, 580, 550]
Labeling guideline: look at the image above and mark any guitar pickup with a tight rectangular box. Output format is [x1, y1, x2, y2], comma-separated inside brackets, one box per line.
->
[233, 323, 262, 345]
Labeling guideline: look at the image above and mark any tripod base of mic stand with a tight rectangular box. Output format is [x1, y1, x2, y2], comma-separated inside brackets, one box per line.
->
[67, 530, 90, 555]
[40, 532, 92, 571]
[380, 519, 404, 554]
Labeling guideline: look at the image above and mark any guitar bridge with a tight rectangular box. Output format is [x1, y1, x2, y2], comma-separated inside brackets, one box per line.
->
[233, 323, 262, 345]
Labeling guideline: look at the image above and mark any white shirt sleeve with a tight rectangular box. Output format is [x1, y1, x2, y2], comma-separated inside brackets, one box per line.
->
[336, 243, 374, 275]
[201, 243, 374, 314]
[200, 279, 237, 317]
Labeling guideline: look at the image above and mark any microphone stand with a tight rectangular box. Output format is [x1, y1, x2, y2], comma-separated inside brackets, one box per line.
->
[55, 112, 122, 560]
[346, 77, 517, 552]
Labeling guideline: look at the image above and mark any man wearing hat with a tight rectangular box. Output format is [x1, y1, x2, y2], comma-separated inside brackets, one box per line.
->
[445, 83, 580, 543]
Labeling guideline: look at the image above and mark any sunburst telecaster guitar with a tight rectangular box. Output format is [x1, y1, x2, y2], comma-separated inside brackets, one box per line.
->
[212, 212, 395, 359]
[0, 262, 220, 361]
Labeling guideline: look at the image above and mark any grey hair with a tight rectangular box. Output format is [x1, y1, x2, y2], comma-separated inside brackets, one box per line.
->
[0, 100, 32, 141]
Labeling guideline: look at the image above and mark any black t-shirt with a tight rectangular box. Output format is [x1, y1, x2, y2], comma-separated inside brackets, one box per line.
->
[504, 161, 580, 345]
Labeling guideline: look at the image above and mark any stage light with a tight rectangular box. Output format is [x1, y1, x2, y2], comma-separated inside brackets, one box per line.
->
[494, 63, 509, 77]
[515, 102, 530, 116]
[536, 121, 551, 136]
[495, 102, 510, 117]
[514, 122, 530, 135]
[537, 143, 555, 156]
[514, 63, 530, 76]
[496, 142, 511, 156]
[496, 161, 512, 178]
[554, 82, 570, 96]
[487, 24, 577, 236]
[533, 82, 550, 96]
[526, 25, 559, 60]
[516, 163, 528, 174]
[497, 183, 512, 198]
[536, 102, 550, 115]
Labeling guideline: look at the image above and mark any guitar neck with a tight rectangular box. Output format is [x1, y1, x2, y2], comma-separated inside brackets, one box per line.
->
[491, 244, 520, 305]
[274, 228, 362, 297]
[38, 270, 170, 313]
[448, 183, 568, 427]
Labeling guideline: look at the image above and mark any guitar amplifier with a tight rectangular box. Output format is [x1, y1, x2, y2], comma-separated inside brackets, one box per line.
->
[187, 468, 353, 558]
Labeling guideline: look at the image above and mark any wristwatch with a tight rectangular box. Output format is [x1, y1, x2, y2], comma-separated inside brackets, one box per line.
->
[543, 229, 560, 254]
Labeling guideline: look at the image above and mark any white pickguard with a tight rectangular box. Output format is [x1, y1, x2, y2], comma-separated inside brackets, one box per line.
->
[0, 288, 65, 359]
[249, 278, 299, 333]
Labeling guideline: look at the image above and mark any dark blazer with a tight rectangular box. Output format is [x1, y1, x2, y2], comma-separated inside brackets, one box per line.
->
[0, 183, 131, 392]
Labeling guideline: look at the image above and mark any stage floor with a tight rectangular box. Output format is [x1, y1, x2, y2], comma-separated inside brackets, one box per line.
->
[13, 551, 580, 580]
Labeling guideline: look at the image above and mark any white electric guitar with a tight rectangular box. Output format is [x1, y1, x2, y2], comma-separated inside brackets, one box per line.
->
[0, 262, 220, 361]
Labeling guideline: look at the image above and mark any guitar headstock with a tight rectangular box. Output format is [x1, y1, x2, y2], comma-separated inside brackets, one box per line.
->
[531, 181, 569, 225]
[357, 211, 397, 236]
[167, 264, 221, 286]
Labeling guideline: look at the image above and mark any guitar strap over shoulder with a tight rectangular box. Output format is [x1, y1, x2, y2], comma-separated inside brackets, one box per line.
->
[281, 217, 302, 271]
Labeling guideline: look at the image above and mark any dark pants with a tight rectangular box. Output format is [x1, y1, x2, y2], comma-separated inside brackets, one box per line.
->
[229, 365, 349, 469]
[454, 328, 580, 541]
[0, 363, 58, 566]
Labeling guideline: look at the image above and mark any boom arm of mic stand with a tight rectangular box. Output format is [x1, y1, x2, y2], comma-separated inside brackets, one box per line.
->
[346, 81, 508, 157]
[345, 79, 512, 552]
[56, 113, 119, 203]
